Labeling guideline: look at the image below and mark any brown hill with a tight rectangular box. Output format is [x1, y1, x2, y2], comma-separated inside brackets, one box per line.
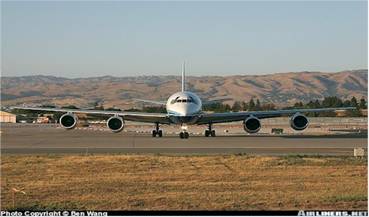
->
[1, 70, 367, 109]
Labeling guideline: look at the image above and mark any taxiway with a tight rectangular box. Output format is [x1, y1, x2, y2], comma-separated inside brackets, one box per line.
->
[1, 124, 367, 155]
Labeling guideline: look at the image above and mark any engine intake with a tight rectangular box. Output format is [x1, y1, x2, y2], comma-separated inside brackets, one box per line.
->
[290, 113, 309, 131]
[243, 116, 261, 133]
[107, 116, 124, 133]
[59, 113, 78, 129]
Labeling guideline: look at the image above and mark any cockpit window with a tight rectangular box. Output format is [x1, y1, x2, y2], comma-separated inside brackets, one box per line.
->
[170, 97, 180, 104]
[170, 96, 198, 104]
[189, 96, 198, 105]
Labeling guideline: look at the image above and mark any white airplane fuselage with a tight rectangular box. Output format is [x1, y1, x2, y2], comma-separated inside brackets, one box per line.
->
[166, 91, 202, 124]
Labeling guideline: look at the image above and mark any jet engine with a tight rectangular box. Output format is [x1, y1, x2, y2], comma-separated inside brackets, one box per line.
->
[107, 116, 125, 133]
[290, 113, 309, 131]
[243, 116, 261, 133]
[59, 113, 78, 129]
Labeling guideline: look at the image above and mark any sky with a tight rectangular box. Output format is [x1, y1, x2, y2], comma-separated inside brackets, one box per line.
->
[1, 1, 367, 78]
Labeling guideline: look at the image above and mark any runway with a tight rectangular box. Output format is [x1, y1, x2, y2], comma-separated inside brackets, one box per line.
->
[1, 124, 367, 155]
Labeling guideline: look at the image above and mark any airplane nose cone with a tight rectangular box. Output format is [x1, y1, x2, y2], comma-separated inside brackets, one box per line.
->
[179, 109, 189, 116]
[178, 107, 191, 116]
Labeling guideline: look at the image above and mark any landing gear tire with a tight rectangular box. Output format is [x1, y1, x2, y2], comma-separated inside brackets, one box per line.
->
[180, 132, 189, 139]
[205, 123, 215, 137]
[205, 126, 216, 137]
[152, 123, 162, 138]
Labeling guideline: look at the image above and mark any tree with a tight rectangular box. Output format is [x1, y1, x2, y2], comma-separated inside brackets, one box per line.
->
[241, 101, 248, 111]
[261, 103, 276, 111]
[125, 108, 140, 112]
[61, 105, 79, 109]
[232, 101, 242, 112]
[40, 104, 56, 108]
[306, 100, 315, 108]
[343, 100, 351, 107]
[321, 96, 343, 108]
[359, 98, 367, 109]
[314, 100, 321, 108]
[294, 102, 304, 108]
[105, 107, 121, 111]
[347, 96, 361, 117]
[224, 104, 231, 112]
[248, 98, 255, 111]
[304, 101, 317, 117]
[255, 99, 261, 110]
[350, 96, 358, 108]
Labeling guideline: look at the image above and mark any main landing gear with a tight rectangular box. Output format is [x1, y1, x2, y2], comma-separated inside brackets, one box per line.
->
[152, 123, 163, 137]
[205, 123, 216, 137]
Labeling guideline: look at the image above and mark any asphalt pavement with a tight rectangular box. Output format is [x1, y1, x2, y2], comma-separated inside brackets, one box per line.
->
[1, 124, 367, 155]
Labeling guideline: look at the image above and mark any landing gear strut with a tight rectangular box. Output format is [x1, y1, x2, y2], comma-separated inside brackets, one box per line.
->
[179, 125, 189, 139]
[205, 123, 216, 137]
[152, 123, 163, 137]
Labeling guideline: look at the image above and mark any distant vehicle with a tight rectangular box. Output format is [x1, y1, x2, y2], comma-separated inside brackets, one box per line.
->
[12, 63, 354, 139]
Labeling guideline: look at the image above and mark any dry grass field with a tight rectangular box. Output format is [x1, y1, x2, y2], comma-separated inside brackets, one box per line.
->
[1, 154, 367, 210]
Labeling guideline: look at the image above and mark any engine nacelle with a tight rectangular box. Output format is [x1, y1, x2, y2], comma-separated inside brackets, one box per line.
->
[107, 116, 125, 133]
[59, 113, 78, 129]
[290, 113, 309, 131]
[243, 116, 261, 133]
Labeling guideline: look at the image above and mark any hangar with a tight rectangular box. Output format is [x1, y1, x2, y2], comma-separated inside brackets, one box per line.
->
[0, 111, 16, 123]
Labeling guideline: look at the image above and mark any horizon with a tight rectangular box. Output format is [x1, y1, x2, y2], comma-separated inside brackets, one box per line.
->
[1, 68, 367, 79]
[2, 1, 367, 78]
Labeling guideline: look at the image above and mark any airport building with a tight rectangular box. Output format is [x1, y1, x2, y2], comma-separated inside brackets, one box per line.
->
[0, 111, 16, 123]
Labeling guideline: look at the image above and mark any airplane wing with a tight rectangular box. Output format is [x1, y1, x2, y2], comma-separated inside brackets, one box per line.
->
[11, 106, 171, 124]
[196, 107, 355, 124]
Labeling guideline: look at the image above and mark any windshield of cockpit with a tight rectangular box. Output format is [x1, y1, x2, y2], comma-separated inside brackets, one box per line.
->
[170, 96, 198, 105]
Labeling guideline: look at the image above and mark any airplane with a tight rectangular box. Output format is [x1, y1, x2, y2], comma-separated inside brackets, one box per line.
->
[12, 63, 354, 139]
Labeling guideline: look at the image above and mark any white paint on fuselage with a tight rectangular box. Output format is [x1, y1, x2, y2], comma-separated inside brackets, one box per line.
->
[166, 91, 202, 118]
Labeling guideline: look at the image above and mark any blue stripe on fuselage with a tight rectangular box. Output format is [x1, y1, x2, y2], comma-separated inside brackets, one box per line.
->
[167, 110, 182, 116]
[167, 110, 201, 124]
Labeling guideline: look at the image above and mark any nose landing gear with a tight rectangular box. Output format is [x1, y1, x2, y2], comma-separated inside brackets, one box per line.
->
[179, 131, 189, 139]
[179, 124, 189, 139]
[205, 123, 216, 137]
[152, 123, 163, 137]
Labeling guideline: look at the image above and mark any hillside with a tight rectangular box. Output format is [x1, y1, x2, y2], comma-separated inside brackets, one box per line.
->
[1, 70, 367, 109]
